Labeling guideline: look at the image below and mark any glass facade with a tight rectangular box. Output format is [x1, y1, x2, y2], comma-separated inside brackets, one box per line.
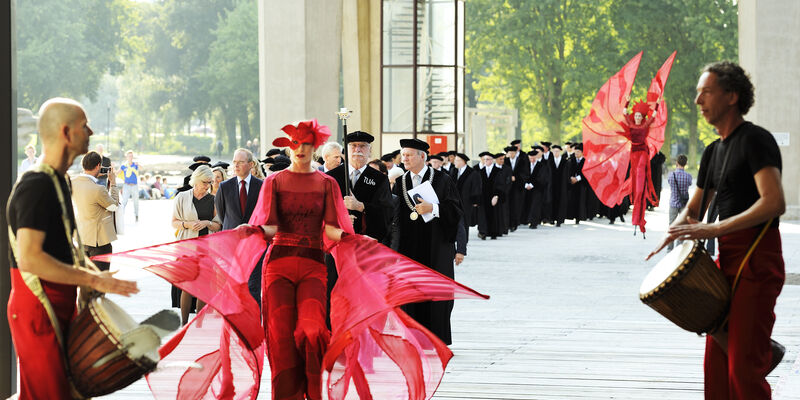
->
[382, 0, 465, 151]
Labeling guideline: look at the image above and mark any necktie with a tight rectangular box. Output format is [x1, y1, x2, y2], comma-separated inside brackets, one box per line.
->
[350, 169, 360, 187]
[413, 174, 421, 187]
[239, 179, 247, 216]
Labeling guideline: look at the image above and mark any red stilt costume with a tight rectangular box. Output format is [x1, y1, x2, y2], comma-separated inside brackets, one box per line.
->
[704, 227, 784, 399]
[97, 119, 488, 400]
[582, 51, 676, 234]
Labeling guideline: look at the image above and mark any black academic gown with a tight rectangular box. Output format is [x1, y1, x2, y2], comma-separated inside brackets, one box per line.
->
[453, 166, 482, 228]
[524, 159, 551, 226]
[497, 163, 512, 234]
[505, 155, 530, 229]
[548, 154, 570, 225]
[567, 157, 589, 221]
[325, 164, 393, 326]
[477, 165, 503, 238]
[392, 167, 463, 345]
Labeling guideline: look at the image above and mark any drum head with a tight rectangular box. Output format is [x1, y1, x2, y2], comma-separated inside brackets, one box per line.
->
[93, 297, 139, 340]
[640, 241, 695, 295]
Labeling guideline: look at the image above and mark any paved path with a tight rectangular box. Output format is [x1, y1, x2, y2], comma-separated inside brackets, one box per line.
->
[100, 198, 800, 399]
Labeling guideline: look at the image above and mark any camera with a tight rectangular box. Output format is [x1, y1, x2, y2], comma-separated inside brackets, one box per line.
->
[99, 156, 111, 175]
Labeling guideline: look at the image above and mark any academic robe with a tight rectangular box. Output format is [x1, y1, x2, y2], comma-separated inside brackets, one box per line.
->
[325, 164, 393, 327]
[392, 168, 463, 345]
[477, 166, 504, 238]
[453, 166, 482, 227]
[524, 159, 551, 226]
[567, 157, 589, 221]
[497, 163, 512, 234]
[505, 155, 530, 229]
[548, 154, 570, 225]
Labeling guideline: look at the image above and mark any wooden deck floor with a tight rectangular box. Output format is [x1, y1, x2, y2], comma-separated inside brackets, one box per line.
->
[99, 201, 800, 399]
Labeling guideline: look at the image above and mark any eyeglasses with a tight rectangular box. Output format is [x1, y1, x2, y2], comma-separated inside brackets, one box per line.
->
[202, 180, 213, 185]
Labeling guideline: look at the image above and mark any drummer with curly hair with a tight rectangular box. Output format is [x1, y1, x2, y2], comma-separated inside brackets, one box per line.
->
[647, 62, 785, 399]
[6, 98, 139, 399]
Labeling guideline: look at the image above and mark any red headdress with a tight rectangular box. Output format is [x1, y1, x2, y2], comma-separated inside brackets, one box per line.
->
[631, 100, 651, 118]
[272, 119, 331, 150]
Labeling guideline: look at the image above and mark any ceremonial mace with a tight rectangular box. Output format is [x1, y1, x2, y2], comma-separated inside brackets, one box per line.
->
[336, 107, 353, 195]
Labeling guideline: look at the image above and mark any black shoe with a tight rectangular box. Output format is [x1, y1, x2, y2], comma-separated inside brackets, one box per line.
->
[478, 233, 486, 240]
[769, 339, 785, 375]
[556, 222, 562, 227]
[510, 226, 517, 232]
[575, 220, 580, 225]
[490, 236, 497, 240]
[529, 224, 537, 229]
[609, 220, 615, 225]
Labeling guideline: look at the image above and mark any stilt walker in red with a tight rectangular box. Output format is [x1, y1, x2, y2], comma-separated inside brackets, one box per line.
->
[582, 51, 676, 237]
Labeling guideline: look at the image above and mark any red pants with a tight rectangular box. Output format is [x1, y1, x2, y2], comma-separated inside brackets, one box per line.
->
[630, 149, 655, 232]
[704, 227, 784, 399]
[263, 246, 330, 400]
[7, 269, 76, 400]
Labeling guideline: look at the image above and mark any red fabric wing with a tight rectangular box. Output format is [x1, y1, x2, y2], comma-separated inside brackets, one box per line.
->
[582, 52, 642, 207]
[643, 51, 676, 158]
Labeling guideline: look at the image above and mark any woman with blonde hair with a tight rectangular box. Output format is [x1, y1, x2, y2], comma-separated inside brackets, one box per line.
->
[171, 164, 222, 324]
[211, 164, 228, 196]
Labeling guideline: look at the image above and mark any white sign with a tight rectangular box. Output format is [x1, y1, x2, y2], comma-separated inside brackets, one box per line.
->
[773, 132, 790, 147]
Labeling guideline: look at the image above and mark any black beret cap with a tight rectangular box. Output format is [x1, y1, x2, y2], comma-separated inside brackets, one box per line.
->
[429, 155, 443, 161]
[527, 150, 538, 156]
[510, 139, 521, 145]
[380, 153, 394, 162]
[447, 150, 457, 156]
[266, 148, 284, 157]
[573, 143, 583, 151]
[551, 144, 563, 150]
[390, 149, 401, 157]
[436, 151, 449, 157]
[211, 161, 230, 169]
[531, 145, 544, 151]
[478, 151, 494, 158]
[565, 141, 574, 146]
[540, 141, 552, 147]
[494, 153, 505, 159]
[346, 130, 374, 143]
[455, 153, 469, 162]
[399, 138, 430, 152]
[188, 162, 205, 171]
[193, 155, 211, 163]
[260, 157, 274, 164]
[503, 146, 517, 152]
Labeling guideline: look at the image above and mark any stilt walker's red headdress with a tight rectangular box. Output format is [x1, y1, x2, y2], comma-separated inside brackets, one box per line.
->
[631, 100, 651, 118]
[272, 119, 331, 149]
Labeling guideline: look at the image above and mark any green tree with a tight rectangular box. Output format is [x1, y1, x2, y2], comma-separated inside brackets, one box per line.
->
[16, 0, 132, 110]
[466, 0, 618, 144]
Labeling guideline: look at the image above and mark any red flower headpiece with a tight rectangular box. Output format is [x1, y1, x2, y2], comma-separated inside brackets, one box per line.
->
[631, 100, 651, 117]
[272, 119, 331, 150]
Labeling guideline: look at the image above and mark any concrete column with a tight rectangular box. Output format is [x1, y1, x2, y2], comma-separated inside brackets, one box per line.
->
[341, 0, 382, 154]
[739, 0, 800, 219]
[258, 0, 343, 153]
[0, 1, 16, 396]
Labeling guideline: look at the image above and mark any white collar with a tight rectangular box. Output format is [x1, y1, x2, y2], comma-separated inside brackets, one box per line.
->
[237, 174, 252, 186]
[411, 165, 429, 180]
[79, 173, 98, 183]
[348, 163, 368, 175]
[458, 165, 467, 175]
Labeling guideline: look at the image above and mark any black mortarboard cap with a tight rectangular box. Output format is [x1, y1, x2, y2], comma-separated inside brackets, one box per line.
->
[531, 145, 544, 151]
[211, 161, 230, 170]
[429, 155, 443, 161]
[346, 130, 374, 143]
[455, 153, 469, 162]
[527, 150, 538, 156]
[447, 150, 457, 156]
[188, 162, 205, 171]
[390, 149, 401, 157]
[573, 143, 583, 151]
[551, 144, 563, 150]
[503, 146, 517, 152]
[193, 155, 211, 163]
[510, 139, 521, 145]
[478, 151, 493, 158]
[436, 151, 449, 158]
[399, 138, 429, 152]
[381, 153, 394, 162]
[540, 141, 552, 147]
[565, 141, 574, 146]
[494, 153, 505, 159]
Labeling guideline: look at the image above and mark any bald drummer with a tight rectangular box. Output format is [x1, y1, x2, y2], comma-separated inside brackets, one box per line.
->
[6, 98, 139, 399]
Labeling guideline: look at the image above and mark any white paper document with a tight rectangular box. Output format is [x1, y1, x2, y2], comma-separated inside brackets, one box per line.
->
[406, 180, 439, 223]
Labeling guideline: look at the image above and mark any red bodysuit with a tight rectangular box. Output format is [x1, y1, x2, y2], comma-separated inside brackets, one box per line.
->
[257, 170, 342, 400]
[624, 114, 658, 233]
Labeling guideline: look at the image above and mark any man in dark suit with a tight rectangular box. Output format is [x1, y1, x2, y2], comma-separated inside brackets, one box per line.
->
[548, 144, 570, 226]
[504, 144, 529, 231]
[214, 148, 264, 302]
[451, 152, 481, 238]
[325, 132, 393, 325]
[524, 147, 551, 228]
[477, 152, 503, 240]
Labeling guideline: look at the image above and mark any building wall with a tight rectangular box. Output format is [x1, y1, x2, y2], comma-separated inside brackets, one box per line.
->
[739, 0, 800, 219]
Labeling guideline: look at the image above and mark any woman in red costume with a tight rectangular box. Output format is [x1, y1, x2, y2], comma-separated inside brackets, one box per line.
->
[622, 98, 659, 237]
[249, 119, 347, 400]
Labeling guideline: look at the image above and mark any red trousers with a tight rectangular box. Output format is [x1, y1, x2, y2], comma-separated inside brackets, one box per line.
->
[263, 246, 330, 400]
[630, 149, 656, 233]
[7, 269, 76, 400]
[704, 227, 784, 399]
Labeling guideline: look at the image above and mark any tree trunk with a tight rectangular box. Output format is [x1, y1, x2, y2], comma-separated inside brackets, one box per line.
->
[687, 112, 698, 169]
[239, 108, 251, 147]
[663, 105, 673, 163]
[222, 107, 237, 151]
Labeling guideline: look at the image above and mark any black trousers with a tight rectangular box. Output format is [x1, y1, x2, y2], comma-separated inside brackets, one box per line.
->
[84, 243, 113, 271]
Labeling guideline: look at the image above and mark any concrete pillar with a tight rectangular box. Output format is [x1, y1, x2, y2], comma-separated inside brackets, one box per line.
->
[739, 0, 800, 219]
[258, 0, 343, 154]
[341, 0, 382, 155]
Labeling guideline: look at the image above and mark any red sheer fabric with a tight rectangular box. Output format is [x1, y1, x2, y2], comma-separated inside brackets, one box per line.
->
[94, 168, 489, 400]
[582, 51, 675, 231]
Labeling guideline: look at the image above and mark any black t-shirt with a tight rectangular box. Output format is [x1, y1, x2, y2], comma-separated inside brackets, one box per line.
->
[7, 171, 76, 269]
[192, 194, 215, 236]
[697, 121, 781, 227]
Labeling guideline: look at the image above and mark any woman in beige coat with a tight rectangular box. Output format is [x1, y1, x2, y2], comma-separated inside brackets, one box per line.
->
[171, 165, 222, 324]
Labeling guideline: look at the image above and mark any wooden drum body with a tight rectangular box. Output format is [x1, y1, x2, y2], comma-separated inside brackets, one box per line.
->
[639, 240, 730, 334]
[68, 297, 160, 397]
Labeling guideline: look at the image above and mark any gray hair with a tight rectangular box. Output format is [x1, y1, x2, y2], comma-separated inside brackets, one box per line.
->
[189, 165, 215, 188]
[320, 142, 343, 157]
[233, 148, 255, 163]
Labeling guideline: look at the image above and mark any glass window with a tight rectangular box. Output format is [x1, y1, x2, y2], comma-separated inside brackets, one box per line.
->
[383, 67, 414, 132]
[383, 0, 414, 65]
[417, 67, 455, 133]
[417, 0, 455, 65]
